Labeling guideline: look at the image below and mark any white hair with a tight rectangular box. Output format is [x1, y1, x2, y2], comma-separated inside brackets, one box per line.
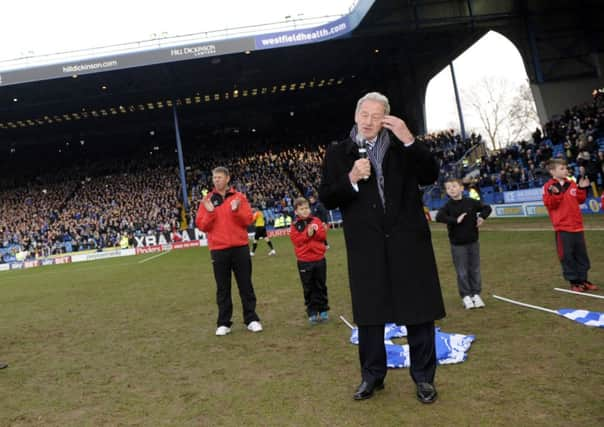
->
[355, 92, 390, 115]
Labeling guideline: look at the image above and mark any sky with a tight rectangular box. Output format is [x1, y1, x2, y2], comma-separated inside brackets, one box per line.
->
[0, 0, 356, 65]
[425, 31, 533, 134]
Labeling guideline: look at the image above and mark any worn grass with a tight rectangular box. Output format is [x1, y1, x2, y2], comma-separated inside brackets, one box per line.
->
[1, 217, 602, 426]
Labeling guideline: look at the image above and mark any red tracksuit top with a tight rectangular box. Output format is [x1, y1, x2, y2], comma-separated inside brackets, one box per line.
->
[542, 178, 587, 232]
[195, 188, 253, 250]
[289, 215, 327, 262]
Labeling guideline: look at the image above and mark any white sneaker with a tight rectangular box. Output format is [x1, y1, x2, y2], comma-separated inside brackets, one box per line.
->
[215, 326, 231, 336]
[250, 252, 255, 257]
[462, 296, 474, 310]
[247, 321, 263, 332]
[472, 294, 485, 308]
[268, 249, 276, 256]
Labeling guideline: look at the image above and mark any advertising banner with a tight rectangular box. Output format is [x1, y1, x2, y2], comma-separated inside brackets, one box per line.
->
[581, 197, 603, 214]
[171, 241, 201, 250]
[267, 228, 291, 238]
[133, 228, 205, 248]
[135, 245, 163, 255]
[0, 38, 254, 87]
[255, 16, 350, 50]
[503, 188, 542, 203]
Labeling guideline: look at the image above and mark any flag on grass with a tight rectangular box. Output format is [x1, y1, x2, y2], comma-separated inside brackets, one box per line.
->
[557, 309, 604, 327]
[349, 323, 475, 368]
[493, 295, 604, 328]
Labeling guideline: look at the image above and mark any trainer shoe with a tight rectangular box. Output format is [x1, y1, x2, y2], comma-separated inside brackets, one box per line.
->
[247, 321, 263, 332]
[319, 311, 329, 321]
[0, 361, 7, 369]
[308, 313, 319, 324]
[582, 281, 599, 291]
[215, 326, 231, 336]
[462, 296, 474, 310]
[268, 249, 276, 256]
[250, 252, 255, 257]
[472, 294, 485, 308]
[570, 284, 586, 292]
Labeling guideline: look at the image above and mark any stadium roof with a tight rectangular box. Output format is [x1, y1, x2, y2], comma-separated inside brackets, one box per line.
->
[1, 0, 603, 151]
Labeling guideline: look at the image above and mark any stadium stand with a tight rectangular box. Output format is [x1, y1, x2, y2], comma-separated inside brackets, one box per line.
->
[1, 94, 603, 262]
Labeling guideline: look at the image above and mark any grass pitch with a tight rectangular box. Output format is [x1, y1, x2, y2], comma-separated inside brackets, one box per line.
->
[1, 217, 603, 426]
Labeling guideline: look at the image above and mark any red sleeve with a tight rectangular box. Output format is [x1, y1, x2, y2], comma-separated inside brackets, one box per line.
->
[290, 222, 310, 247]
[542, 184, 563, 210]
[195, 198, 216, 231]
[233, 193, 254, 227]
[312, 217, 327, 241]
[576, 187, 587, 204]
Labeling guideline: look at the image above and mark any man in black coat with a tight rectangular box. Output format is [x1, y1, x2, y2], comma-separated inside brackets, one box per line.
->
[319, 92, 446, 404]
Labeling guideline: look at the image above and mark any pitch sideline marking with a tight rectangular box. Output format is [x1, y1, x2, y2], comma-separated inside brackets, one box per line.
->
[138, 250, 171, 264]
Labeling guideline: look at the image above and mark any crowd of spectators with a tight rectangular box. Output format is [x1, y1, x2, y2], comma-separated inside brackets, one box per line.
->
[462, 98, 604, 200]
[0, 127, 490, 261]
[2, 94, 603, 262]
[1, 168, 180, 262]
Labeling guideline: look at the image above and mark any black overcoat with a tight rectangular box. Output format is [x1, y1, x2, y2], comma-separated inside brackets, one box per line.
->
[319, 136, 446, 325]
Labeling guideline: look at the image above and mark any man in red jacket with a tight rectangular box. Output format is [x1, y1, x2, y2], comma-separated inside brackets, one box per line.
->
[289, 197, 330, 324]
[542, 159, 597, 292]
[196, 167, 263, 336]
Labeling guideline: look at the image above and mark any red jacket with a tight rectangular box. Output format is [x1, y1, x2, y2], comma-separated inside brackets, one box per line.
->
[289, 215, 327, 262]
[195, 188, 253, 250]
[542, 178, 586, 232]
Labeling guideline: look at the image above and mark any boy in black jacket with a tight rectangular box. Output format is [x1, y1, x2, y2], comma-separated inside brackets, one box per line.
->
[436, 178, 492, 309]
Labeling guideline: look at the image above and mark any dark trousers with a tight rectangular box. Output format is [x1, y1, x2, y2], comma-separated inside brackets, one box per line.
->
[210, 245, 260, 327]
[297, 258, 329, 315]
[555, 231, 590, 283]
[450, 241, 482, 297]
[358, 321, 436, 385]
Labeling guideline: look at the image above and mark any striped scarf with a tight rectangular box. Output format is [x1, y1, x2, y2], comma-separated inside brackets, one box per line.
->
[350, 125, 391, 207]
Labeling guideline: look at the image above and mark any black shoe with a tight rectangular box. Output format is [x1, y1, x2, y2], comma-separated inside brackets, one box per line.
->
[416, 382, 437, 404]
[353, 380, 384, 400]
[0, 361, 7, 369]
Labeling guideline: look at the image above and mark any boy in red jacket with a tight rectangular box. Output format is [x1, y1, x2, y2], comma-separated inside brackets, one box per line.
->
[290, 197, 330, 324]
[542, 159, 597, 292]
[196, 167, 263, 336]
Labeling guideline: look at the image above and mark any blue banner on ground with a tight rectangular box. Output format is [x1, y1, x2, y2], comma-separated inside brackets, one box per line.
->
[349, 323, 475, 368]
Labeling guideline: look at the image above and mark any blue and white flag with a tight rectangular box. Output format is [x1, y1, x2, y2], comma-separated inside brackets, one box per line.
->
[493, 295, 604, 328]
[557, 309, 604, 328]
[349, 323, 475, 368]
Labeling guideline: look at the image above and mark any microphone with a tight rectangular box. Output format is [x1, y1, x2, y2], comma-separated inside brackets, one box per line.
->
[356, 134, 370, 180]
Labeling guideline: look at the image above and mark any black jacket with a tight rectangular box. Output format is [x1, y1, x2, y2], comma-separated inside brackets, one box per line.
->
[436, 198, 492, 245]
[310, 201, 329, 223]
[319, 136, 446, 325]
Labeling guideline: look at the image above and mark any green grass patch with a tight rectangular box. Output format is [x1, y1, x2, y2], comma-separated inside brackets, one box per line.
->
[1, 217, 602, 426]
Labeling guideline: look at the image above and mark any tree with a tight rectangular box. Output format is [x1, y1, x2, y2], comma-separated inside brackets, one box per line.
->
[461, 76, 540, 150]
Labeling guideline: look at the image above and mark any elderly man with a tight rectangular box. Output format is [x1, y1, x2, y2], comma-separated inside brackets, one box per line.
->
[319, 92, 445, 404]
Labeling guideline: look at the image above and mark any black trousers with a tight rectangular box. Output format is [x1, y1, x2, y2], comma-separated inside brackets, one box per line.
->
[297, 258, 329, 315]
[555, 231, 590, 283]
[358, 321, 436, 385]
[210, 245, 260, 327]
